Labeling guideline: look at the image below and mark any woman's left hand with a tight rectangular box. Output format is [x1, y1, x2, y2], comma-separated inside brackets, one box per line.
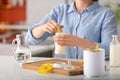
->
[54, 34, 81, 47]
[54, 34, 96, 49]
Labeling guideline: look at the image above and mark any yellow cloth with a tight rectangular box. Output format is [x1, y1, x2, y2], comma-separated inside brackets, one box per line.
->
[38, 63, 53, 74]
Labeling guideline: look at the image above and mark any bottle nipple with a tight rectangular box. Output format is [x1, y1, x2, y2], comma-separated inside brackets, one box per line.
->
[56, 29, 61, 33]
[56, 24, 63, 33]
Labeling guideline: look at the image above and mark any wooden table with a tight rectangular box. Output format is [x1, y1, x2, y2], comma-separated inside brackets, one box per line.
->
[0, 56, 120, 80]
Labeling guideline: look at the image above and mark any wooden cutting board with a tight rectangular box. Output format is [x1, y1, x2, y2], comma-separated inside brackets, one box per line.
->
[22, 59, 83, 76]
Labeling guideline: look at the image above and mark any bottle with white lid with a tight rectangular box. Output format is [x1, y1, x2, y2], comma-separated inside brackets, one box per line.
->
[110, 35, 120, 67]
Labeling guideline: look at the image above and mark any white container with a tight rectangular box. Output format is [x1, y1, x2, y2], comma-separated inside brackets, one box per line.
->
[83, 49, 105, 77]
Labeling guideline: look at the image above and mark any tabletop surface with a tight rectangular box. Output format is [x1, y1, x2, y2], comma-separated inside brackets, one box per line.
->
[0, 56, 120, 80]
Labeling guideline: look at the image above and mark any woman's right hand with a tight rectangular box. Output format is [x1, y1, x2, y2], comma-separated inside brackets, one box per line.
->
[42, 20, 58, 34]
[32, 20, 59, 39]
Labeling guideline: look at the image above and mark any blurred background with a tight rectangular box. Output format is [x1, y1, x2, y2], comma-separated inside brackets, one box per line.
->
[0, 0, 120, 57]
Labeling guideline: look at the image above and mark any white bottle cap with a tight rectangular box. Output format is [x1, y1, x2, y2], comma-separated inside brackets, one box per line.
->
[52, 62, 66, 69]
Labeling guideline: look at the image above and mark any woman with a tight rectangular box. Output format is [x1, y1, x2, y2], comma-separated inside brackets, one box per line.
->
[26, 0, 117, 60]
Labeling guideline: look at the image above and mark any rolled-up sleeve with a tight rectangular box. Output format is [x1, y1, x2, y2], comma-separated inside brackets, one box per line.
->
[26, 5, 59, 44]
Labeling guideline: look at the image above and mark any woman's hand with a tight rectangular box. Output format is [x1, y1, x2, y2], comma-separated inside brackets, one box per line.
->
[42, 20, 58, 34]
[54, 34, 81, 47]
[54, 34, 96, 49]
[32, 20, 59, 39]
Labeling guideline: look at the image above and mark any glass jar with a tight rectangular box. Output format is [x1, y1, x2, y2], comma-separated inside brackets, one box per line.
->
[12, 33, 31, 63]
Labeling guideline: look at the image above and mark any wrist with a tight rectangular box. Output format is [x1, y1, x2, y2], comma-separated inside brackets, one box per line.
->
[78, 38, 96, 49]
[39, 26, 46, 34]
[32, 26, 45, 39]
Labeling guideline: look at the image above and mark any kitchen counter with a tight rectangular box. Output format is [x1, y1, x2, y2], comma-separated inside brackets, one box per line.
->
[0, 25, 28, 31]
[0, 56, 120, 80]
[0, 39, 55, 57]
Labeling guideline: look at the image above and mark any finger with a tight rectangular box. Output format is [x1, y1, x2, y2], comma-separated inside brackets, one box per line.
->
[50, 20, 64, 32]
[44, 26, 54, 34]
[47, 22, 57, 32]
[58, 38, 80, 47]
[54, 35, 75, 46]
[49, 20, 58, 30]
[55, 34, 70, 39]
[44, 28, 53, 34]
[50, 20, 58, 28]
[57, 41, 74, 46]
[54, 36, 71, 43]
[46, 23, 55, 33]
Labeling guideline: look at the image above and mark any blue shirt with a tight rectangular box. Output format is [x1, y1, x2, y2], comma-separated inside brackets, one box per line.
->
[26, 2, 117, 60]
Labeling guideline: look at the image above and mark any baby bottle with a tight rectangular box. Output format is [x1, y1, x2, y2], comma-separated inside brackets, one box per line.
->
[54, 25, 66, 55]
